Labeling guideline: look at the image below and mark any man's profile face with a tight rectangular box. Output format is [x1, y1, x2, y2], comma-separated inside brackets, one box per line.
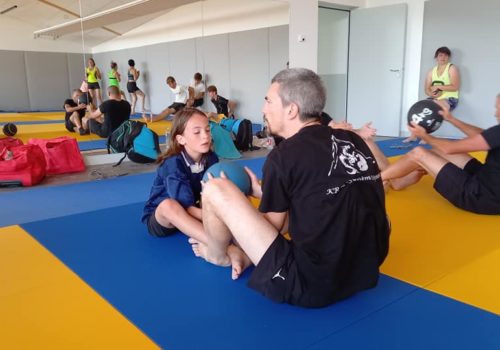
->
[262, 82, 286, 136]
[167, 81, 176, 89]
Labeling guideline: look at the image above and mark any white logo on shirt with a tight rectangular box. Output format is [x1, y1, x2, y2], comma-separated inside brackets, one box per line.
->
[328, 135, 372, 176]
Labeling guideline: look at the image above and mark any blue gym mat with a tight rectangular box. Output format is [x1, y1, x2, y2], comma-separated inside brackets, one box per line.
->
[375, 138, 432, 157]
[310, 288, 500, 349]
[0, 157, 266, 227]
[21, 202, 499, 349]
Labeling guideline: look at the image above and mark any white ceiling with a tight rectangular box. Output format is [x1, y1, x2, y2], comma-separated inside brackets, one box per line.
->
[0, 0, 195, 45]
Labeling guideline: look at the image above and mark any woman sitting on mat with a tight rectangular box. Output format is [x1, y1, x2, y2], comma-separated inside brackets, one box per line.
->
[382, 95, 500, 214]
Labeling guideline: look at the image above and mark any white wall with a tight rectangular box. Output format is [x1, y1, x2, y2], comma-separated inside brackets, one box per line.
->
[288, 0, 318, 71]
[0, 15, 88, 53]
[92, 0, 289, 53]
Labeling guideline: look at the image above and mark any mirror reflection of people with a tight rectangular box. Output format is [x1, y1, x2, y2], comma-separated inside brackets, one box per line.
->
[206, 85, 236, 120]
[108, 61, 127, 101]
[127, 59, 146, 115]
[86, 58, 103, 107]
[83, 86, 131, 138]
[64, 89, 88, 136]
[187, 72, 206, 108]
[404, 46, 460, 143]
[151, 76, 190, 122]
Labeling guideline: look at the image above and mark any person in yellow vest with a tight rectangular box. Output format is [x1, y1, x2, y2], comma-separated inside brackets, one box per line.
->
[86, 57, 103, 107]
[404, 46, 460, 143]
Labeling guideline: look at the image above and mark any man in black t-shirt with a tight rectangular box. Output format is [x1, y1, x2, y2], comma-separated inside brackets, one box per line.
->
[382, 95, 500, 214]
[207, 85, 236, 119]
[64, 89, 88, 135]
[84, 85, 131, 138]
[193, 68, 390, 308]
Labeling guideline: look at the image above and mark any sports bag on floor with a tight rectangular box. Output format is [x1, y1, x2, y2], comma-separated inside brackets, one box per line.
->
[107, 120, 160, 166]
[28, 136, 86, 175]
[0, 144, 46, 187]
[0, 137, 23, 149]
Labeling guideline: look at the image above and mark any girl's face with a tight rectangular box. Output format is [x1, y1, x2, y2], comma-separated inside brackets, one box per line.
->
[436, 53, 449, 65]
[88, 59, 95, 67]
[176, 113, 211, 161]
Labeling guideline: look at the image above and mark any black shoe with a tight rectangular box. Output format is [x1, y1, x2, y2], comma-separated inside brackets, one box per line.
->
[79, 127, 89, 135]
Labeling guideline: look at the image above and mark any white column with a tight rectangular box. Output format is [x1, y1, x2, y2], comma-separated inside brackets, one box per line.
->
[288, 0, 318, 72]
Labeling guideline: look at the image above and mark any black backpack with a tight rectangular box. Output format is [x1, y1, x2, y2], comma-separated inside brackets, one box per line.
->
[233, 119, 253, 151]
[107, 120, 160, 166]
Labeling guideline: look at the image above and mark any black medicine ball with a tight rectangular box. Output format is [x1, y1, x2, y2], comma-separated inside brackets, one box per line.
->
[407, 99, 443, 133]
[3, 123, 17, 137]
[78, 93, 90, 105]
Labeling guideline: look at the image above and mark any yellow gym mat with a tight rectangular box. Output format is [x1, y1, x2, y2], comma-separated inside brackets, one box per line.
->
[381, 152, 500, 314]
[0, 225, 158, 349]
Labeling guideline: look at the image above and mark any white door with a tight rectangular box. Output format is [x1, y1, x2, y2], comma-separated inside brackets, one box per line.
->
[347, 4, 407, 137]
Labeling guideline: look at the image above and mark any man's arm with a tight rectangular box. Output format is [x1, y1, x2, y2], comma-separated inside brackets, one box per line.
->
[262, 211, 288, 234]
[65, 103, 85, 113]
[412, 122, 490, 154]
[441, 109, 483, 137]
[87, 105, 103, 120]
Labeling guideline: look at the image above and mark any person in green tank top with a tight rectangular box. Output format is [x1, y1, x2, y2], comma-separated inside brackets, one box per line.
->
[108, 61, 127, 100]
[425, 46, 460, 110]
[85, 58, 103, 107]
[404, 46, 460, 143]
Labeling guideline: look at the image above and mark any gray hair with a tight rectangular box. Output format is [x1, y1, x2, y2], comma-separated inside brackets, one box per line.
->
[271, 68, 326, 121]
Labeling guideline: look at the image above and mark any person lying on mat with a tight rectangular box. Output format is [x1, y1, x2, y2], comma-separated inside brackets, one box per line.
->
[190, 68, 391, 308]
[64, 89, 89, 136]
[381, 94, 500, 214]
[141, 108, 250, 271]
[83, 86, 131, 138]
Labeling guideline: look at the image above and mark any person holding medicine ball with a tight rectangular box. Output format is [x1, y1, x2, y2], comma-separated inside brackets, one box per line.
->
[382, 94, 500, 214]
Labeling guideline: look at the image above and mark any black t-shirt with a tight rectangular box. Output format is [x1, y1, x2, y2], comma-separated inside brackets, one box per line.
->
[99, 99, 131, 134]
[211, 95, 229, 116]
[64, 99, 85, 120]
[259, 124, 390, 303]
[477, 124, 500, 201]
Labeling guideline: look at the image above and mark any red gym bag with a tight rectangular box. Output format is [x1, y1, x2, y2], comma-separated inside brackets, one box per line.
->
[28, 136, 86, 175]
[0, 136, 23, 149]
[0, 144, 46, 187]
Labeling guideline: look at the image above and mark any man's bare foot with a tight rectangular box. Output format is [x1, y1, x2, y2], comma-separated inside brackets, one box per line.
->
[188, 238, 231, 267]
[389, 169, 427, 191]
[402, 136, 418, 143]
[142, 113, 149, 123]
[227, 245, 252, 280]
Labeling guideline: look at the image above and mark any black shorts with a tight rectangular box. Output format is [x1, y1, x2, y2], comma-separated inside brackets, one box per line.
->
[64, 110, 85, 132]
[87, 82, 100, 90]
[146, 211, 178, 237]
[434, 159, 500, 214]
[192, 98, 204, 107]
[248, 235, 332, 308]
[127, 81, 140, 93]
[88, 119, 108, 138]
[168, 102, 186, 113]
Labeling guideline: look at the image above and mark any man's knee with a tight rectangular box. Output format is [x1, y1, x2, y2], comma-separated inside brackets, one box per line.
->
[408, 146, 430, 162]
[203, 178, 241, 208]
